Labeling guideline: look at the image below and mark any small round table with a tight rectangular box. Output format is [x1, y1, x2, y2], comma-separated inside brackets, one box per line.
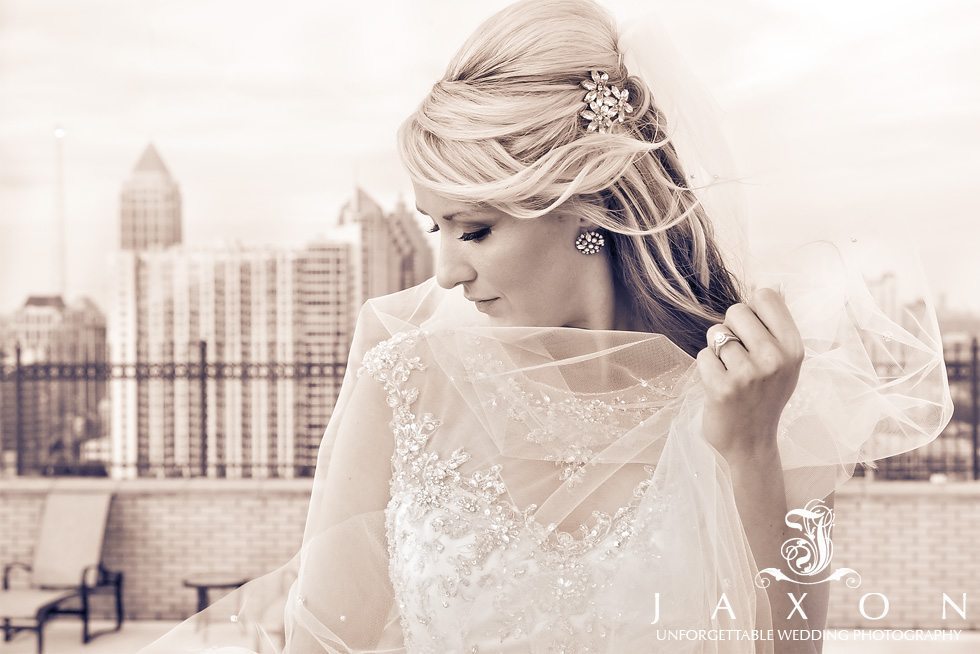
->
[182, 573, 251, 614]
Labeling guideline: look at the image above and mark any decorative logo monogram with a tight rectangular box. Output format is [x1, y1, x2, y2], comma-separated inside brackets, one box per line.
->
[754, 498, 862, 588]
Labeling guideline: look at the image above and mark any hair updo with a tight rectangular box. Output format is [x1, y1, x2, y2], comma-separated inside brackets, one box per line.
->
[397, 0, 745, 357]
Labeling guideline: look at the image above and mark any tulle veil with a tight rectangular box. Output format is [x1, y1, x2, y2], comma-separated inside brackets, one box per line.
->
[136, 3, 955, 653]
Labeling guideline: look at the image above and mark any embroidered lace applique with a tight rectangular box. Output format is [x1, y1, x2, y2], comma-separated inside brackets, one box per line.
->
[458, 334, 680, 487]
[358, 329, 668, 652]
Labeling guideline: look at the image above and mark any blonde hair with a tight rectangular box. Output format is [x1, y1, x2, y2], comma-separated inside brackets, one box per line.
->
[397, 0, 746, 357]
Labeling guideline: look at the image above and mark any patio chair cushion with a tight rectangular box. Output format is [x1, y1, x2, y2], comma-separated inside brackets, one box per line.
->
[0, 588, 77, 620]
[32, 493, 111, 588]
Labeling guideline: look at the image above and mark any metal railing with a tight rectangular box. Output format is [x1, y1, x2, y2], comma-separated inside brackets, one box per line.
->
[1, 341, 344, 479]
[1, 337, 977, 480]
[861, 337, 978, 481]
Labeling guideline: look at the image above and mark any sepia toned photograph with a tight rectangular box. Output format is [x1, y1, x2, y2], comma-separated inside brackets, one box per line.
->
[0, 0, 977, 652]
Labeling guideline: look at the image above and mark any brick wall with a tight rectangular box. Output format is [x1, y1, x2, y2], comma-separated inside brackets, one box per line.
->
[825, 481, 980, 630]
[1, 478, 978, 627]
[0, 478, 310, 620]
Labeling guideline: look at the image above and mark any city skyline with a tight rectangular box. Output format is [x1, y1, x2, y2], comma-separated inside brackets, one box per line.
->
[1, 0, 978, 313]
[0, 169, 433, 478]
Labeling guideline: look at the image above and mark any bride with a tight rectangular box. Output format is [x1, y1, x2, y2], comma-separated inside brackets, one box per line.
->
[140, 0, 952, 652]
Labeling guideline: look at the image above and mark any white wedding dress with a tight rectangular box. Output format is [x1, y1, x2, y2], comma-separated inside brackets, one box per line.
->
[139, 238, 952, 654]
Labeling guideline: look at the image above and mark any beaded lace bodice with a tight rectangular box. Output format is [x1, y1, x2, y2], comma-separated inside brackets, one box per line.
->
[358, 328, 673, 653]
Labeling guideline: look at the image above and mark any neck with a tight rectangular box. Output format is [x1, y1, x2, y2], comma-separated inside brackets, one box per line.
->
[612, 287, 641, 332]
[562, 254, 639, 332]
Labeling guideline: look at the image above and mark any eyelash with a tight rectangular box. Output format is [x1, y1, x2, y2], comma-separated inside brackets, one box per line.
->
[426, 223, 492, 242]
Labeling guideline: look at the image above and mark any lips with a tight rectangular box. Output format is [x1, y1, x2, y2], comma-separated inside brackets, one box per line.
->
[471, 297, 498, 312]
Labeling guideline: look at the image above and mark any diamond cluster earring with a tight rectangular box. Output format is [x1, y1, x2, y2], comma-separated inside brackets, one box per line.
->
[575, 230, 605, 255]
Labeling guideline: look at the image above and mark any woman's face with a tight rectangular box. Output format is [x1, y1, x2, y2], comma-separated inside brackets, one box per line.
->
[413, 183, 603, 328]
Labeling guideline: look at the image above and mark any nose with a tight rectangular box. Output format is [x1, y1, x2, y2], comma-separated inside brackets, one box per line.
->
[435, 238, 476, 290]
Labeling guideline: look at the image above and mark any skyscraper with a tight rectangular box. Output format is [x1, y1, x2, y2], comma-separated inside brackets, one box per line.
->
[338, 186, 434, 302]
[108, 186, 432, 479]
[120, 143, 183, 251]
[108, 237, 360, 479]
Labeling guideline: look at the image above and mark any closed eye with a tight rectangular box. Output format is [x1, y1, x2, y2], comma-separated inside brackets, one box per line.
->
[426, 223, 492, 242]
[460, 227, 491, 242]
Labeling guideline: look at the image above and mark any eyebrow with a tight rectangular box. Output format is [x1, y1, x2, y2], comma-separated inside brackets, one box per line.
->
[415, 205, 487, 222]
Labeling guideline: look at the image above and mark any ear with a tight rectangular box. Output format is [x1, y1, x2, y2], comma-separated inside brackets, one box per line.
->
[556, 211, 595, 232]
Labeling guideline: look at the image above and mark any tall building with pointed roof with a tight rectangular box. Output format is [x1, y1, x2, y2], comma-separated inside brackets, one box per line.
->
[120, 143, 183, 251]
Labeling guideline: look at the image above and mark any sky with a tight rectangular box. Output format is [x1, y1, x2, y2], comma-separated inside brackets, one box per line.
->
[1, 0, 978, 314]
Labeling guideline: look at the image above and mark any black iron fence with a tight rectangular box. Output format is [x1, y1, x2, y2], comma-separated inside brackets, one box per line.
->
[860, 337, 979, 481]
[1, 338, 978, 480]
[0, 341, 344, 479]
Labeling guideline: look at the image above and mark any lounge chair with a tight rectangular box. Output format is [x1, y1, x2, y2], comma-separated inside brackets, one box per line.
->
[0, 492, 124, 653]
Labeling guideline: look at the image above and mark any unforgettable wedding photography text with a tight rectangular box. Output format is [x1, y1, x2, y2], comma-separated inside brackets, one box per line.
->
[645, 592, 972, 624]
[654, 628, 965, 643]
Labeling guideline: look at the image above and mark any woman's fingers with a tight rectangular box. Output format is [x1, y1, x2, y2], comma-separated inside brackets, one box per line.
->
[705, 322, 748, 372]
[702, 287, 804, 381]
[720, 301, 771, 354]
[744, 287, 804, 358]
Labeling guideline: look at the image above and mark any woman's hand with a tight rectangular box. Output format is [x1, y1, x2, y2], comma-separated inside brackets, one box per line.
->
[696, 287, 805, 463]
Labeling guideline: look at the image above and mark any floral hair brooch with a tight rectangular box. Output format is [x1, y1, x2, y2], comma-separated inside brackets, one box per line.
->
[579, 69, 634, 134]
